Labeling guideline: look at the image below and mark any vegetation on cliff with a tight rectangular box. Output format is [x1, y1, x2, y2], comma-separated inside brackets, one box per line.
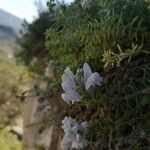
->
[19, 0, 150, 149]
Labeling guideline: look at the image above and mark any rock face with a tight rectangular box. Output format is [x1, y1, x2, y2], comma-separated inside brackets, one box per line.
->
[22, 80, 65, 150]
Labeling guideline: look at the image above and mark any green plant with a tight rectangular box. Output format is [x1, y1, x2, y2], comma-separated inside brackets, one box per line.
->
[19, 0, 150, 149]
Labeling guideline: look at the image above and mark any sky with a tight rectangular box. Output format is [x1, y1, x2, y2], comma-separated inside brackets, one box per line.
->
[0, 0, 74, 22]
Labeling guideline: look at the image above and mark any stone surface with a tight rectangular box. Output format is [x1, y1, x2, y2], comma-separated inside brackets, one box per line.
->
[22, 80, 66, 150]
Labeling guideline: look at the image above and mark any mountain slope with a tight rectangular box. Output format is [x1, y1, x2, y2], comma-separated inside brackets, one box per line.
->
[0, 9, 23, 58]
[0, 9, 22, 32]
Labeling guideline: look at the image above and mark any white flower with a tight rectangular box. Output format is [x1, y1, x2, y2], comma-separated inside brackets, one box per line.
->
[61, 88, 82, 104]
[61, 63, 103, 104]
[62, 117, 79, 133]
[62, 67, 76, 89]
[61, 81, 72, 93]
[83, 63, 103, 90]
[61, 131, 75, 150]
[72, 134, 87, 149]
[64, 67, 75, 78]
[85, 72, 103, 90]
[61, 67, 82, 104]
[83, 63, 92, 84]
[61, 117, 88, 150]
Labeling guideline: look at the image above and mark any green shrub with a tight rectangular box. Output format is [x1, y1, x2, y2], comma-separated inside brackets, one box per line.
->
[19, 0, 150, 148]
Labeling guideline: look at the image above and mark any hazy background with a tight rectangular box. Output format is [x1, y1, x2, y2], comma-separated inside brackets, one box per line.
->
[0, 0, 74, 22]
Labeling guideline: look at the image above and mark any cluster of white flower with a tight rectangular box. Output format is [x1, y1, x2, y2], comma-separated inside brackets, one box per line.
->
[61, 117, 88, 150]
[61, 63, 103, 104]
[61, 63, 103, 149]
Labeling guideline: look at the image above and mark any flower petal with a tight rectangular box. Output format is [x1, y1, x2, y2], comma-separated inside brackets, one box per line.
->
[64, 67, 75, 80]
[61, 93, 70, 104]
[83, 63, 92, 84]
[62, 66, 77, 92]
[72, 134, 87, 149]
[67, 89, 82, 104]
[85, 72, 103, 90]
[61, 81, 73, 93]
[61, 88, 82, 104]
